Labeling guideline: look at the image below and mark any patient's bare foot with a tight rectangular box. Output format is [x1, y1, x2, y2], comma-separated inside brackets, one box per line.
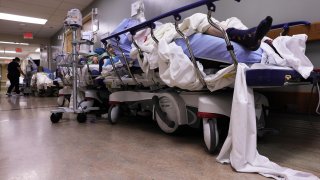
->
[226, 16, 273, 51]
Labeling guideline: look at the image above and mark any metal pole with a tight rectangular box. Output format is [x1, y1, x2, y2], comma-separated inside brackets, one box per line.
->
[174, 19, 206, 86]
[207, 10, 238, 65]
[72, 27, 77, 112]
[115, 39, 138, 84]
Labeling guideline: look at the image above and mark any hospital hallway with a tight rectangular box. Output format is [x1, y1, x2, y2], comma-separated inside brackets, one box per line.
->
[0, 94, 319, 180]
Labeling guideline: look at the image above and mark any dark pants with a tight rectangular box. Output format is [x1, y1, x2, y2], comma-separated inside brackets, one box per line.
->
[7, 74, 20, 94]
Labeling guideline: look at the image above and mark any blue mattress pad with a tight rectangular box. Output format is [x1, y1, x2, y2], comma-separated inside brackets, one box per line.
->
[246, 69, 318, 87]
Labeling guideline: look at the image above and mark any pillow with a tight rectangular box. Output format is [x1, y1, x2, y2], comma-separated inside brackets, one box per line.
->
[174, 33, 262, 64]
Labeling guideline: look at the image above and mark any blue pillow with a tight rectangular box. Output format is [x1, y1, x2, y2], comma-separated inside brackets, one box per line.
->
[175, 33, 262, 64]
[102, 56, 121, 67]
[94, 48, 105, 55]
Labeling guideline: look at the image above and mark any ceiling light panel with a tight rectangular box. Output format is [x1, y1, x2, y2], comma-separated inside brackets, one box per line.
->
[0, 12, 47, 25]
[0, 50, 18, 54]
[0, 56, 15, 59]
[0, 41, 29, 45]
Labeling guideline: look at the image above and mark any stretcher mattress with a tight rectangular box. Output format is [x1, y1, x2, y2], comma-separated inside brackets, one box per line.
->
[246, 69, 317, 87]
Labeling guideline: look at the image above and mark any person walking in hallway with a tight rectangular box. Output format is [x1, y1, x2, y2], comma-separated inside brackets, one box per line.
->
[6, 57, 25, 96]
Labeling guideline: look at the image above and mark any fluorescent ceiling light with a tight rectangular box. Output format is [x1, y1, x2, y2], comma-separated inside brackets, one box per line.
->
[0, 41, 29, 45]
[0, 50, 18, 54]
[0, 12, 47, 25]
[35, 48, 40, 52]
[0, 56, 15, 59]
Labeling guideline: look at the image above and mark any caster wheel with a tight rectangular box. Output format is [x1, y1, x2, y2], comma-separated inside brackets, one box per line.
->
[203, 118, 219, 154]
[50, 113, 62, 123]
[108, 104, 121, 124]
[154, 96, 179, 134]
[77, 113, 87, 123]
[57, 96, 65, 107]
[155, 110, 179, 134]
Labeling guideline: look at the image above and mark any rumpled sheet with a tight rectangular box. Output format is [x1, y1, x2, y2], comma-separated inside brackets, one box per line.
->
[31, 73, 54, 90]
[80, 64, 100, 86]
[261, 34, 313, 78]
[217, 63, 318, 180]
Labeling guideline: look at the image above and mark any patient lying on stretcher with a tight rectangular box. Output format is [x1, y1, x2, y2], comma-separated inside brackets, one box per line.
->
[100, 44, 128, 77]
[31, 66, 54, 90]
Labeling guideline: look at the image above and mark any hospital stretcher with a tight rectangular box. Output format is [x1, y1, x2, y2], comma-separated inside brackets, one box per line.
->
[100, 0, 320, 153]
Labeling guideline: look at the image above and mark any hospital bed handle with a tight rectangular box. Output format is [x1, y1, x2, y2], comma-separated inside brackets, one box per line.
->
[174, 14, 206, 86]
[130, 34, 159, 87]
[150, 23, 159, 44]
[206, 2, 238, 65]
[114, 36, 139, 85]
[104, 43, 125, 86]
[131, 35, 144, 60]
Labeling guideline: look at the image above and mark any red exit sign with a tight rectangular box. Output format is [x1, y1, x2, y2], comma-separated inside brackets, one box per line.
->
[23, 32, 33, 39]
[16, 48, 22, 53]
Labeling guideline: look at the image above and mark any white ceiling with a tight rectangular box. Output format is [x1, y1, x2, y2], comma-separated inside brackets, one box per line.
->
[0, 0, 95, 60]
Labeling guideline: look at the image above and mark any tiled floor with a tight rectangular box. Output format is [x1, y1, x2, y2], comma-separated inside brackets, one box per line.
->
[0, 94, 319, 179]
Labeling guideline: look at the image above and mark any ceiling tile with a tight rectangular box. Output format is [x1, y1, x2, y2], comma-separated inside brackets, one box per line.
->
[57, 1, 84, 11]
[0, 1, 56, 18]
[8, 0, 63, 9]
[64, 0, 94, 6]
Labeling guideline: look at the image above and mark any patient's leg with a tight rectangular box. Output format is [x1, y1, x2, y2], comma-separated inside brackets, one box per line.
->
[226, 16, 273, 50]
[205, 16, 273, 51]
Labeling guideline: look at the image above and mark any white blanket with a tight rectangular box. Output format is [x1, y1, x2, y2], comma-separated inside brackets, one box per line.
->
[217, 63, 318, 180]
[261, 35, 313, 78]
[80, 64, 100, 86]
[31, 73, 54, 90]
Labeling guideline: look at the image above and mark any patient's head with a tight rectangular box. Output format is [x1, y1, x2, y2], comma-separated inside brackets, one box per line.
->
[92, 56, 99, 64]
[106, 44, 115, 55]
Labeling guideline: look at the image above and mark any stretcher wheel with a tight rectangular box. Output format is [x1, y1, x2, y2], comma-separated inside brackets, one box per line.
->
[50, 113, 62, 123]
[57, 96, 65, 107]
[77, 113, 87, 123]
[155, 109, 179, 134]
[108, 104, 121, 124]
[203, 118, 219, 154]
